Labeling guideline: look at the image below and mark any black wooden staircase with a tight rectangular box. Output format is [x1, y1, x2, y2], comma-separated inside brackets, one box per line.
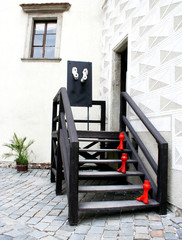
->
[51, 87, 168, 225]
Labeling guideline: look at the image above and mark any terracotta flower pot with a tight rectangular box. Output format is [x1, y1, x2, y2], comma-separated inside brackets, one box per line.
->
[16, 163, 28, 172]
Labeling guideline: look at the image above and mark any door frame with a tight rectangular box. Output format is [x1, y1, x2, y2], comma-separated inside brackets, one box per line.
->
[109, 36, 128, 130]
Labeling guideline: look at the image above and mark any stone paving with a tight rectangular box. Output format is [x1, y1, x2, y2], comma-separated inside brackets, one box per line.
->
[0, 168, 182, 239]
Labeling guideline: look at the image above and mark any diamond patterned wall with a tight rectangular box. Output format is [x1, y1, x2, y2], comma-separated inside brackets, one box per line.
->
[101, 0, 182, 171]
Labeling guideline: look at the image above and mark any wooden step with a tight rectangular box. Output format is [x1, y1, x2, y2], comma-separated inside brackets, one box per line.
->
[79, 148, 131, 153]
[78, 138, 120, 142]
[79, 170, 144, 178]
[77, 130, 120, 139]
[79, 159, 137, 164]
[79, 199, 159, 211]
[78, 184, 143, 192]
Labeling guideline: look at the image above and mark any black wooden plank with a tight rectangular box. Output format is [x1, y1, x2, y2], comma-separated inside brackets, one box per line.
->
[79, 148, 131, 153]
[53, 116, 59, 122]
[91, 101, 106, 130]
[69, 141, 79, 226]
[78, 138, 120, 142]
[157, 143, 168, 214]
[79, 199, 159, 211]
[51, 167, 57, 176]
[51, 100, 58, 183]
[54, 155, 57, 169]
[77, 130, 120, 139]
[79, 171, 144, 178]
[56, 143, 62, 195]
[59, 129, 70, 191]
[52, 131, 58, 139]
[79, 151, 98, 160]
[123, 116, 158, 174]
[78, 184, 143, 192]
[79, 159, 137, 164]
[53, 88, 61, 102]
[92, 100, 105, 105]
[83, 141, 98, 149]
[121, 92, 167, 145]
[61, 88, 78, 143]
[70, 100, 105, 131]
[74, 120, 101, 123]
[100, 100, 106, 131]
[120, 92, 126, 131]
[52, 139, 57, 154]
[124, 133, 157, 198]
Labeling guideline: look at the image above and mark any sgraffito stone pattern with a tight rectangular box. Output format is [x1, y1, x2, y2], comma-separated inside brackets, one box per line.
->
[101, 0, 182, 170]
[101, 0, 182, 211]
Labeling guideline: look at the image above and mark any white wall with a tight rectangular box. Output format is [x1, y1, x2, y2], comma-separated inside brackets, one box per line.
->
[0, 0, 102, 165]
[100, 0, 182, 212]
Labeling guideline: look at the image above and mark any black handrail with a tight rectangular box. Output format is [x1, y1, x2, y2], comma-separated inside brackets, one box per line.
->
[60, 88, 78, 143]
[52, 87, 79, 225]
[60, 88, 79, 226]
[120, 92, 168, 214]
[51, 88, 106, 225]
[123, 116, 158, 174]
[120, 92, 167, 145]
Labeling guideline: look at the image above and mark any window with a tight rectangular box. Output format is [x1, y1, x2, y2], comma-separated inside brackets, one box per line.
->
[32, 21, 57, 58]
[20, 3, 71, 61]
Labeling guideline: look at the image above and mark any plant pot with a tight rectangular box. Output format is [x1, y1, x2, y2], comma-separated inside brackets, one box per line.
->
[16, 163, 28, 172]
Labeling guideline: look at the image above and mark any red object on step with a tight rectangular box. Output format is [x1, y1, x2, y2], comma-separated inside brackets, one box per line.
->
[136, 180, 151, 204]
[117, 132, 125, 150]
[117, 153, 128, 173]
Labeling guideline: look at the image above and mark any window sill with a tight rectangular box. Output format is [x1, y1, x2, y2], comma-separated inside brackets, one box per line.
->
[21, 58, 62, 62]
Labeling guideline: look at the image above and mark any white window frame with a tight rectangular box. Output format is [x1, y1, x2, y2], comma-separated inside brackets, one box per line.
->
[20, 3, 70, 62]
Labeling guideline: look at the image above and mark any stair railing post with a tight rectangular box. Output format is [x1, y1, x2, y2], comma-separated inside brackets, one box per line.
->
[120, 92, 126, 132]
[69, 141, 79, 225]
[50, 101, 57, 183]
[56, 93, 64, 195]
[157, 142, 168, 214]
[101, 101, 106, 131]
[56, 139, 63, 195]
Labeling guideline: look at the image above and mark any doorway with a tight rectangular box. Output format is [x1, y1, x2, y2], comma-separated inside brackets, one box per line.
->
[110, 39, 128, 130]
[120, 45, 127, 92]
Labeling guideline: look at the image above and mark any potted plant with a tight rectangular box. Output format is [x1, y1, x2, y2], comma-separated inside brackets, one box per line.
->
[3, 133, 34, 171]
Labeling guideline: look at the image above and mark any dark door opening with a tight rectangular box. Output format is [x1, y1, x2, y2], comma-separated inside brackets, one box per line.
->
[120, 46, 127, 92]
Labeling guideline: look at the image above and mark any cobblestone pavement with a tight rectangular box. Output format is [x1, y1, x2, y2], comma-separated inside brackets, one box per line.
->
[0, 168, 182, 240]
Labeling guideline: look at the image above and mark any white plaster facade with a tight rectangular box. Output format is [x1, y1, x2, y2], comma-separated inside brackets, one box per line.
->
[0, 0, 102, 164]
[100, 0, 182, 212]
[0, 0, 182, 214]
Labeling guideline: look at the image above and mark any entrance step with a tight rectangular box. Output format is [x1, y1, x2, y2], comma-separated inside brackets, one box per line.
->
[79, 170, 144, 178]
[79, 159, 137, 164]
[78, 184, 143, 193]
[79, 199, 159, 211]
[79, 149, 131, 153]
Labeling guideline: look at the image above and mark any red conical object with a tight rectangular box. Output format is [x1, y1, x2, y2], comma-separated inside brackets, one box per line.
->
[136, 180, 151, 204]
[117, 153, 128, 173]
[117, 132, 125, 150]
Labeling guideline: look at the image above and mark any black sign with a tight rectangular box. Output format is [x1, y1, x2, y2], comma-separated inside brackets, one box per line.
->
[67, 61, 92, 107]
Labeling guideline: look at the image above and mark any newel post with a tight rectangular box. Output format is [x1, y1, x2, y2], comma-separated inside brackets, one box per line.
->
[157, 142, 168, 214]
[69, 141, 79, 225]
[120, 92, 127, 132]
[50, 101, 57, 183]
[101, 101, 106, 131]
[56, 93, 63, 195]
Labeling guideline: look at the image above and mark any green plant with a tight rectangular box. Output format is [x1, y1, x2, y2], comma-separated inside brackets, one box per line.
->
[3, 133, 34, 165]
